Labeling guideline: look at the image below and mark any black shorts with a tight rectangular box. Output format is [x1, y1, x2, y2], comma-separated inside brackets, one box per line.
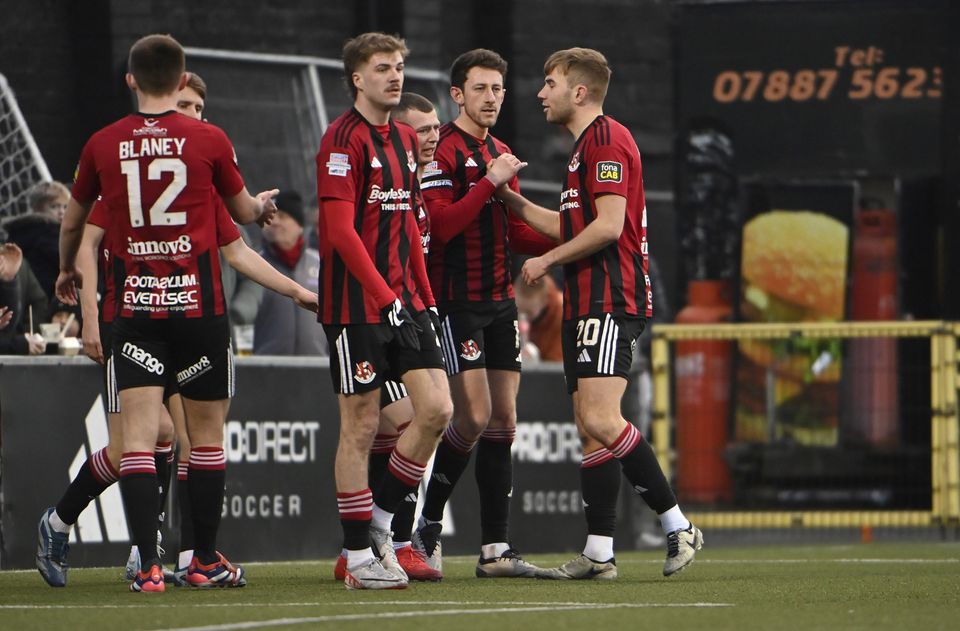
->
[561, 313, 645, 394]
[437, 299, 520, 376]
[380, 379, 408, 408]
[325, 310, 445, 396]
[111, 316, 234, 401]
[101, 320, 180, 413]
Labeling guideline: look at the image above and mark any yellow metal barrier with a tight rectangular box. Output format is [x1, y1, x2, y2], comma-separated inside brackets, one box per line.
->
[651, 320, 960, 529]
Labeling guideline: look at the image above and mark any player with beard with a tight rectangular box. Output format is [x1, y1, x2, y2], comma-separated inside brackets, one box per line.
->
[414, 49, 553, 579]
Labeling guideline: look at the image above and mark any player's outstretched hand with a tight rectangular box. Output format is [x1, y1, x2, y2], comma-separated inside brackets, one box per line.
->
[485, 154, 528, 187]
[381, 298, 421, 350]
[255, 189, 280, 227]
[521, 256, 549, 286]
[55, 268, 83, 305]
[294, 289, 320, 314]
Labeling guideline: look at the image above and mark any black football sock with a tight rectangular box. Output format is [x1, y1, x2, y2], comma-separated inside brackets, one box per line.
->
[392, 486, 418, 543]
[368, 451, 390, 490]
[375, 450, 426, 516]
[611, 424, 677, 514]
[119, 452, 161, 568]
[475, 435, 513, 546]
[421, 428, 474, 523]
[188, 447, 226, 565]
[176, 461, 194, 553]
[154, 442, 173, 529]
[55, 447, 118, 524]
[337, 489, 373, 551]
[581, 451, 620, 538]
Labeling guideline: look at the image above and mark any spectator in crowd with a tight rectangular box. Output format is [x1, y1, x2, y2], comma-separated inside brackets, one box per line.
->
[222, 224, 262, 350]
[0, 242, 48, 354]
[5, 181, 69, 299]
[253, 190, 327, 356]
[513, 272, 563, 362]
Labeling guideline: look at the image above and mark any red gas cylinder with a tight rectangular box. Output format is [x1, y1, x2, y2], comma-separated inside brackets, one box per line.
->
[846, 208, 899, 446]
[674, 279, 734, 504]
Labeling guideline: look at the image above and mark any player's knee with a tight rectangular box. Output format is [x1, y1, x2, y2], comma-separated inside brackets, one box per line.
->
[424, 394, 453, 432]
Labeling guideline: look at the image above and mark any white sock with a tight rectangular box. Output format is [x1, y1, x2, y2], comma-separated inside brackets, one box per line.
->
[393, 540, 411, 549]
[481, 542, 510, 559]
[178, 550, 193, 570]
[582, 535, 614, 562]
[48, 510, 71, 534]
[658, 505, 689, 535]
[371, 504, 394, 532]
[346, 547, 376, 571]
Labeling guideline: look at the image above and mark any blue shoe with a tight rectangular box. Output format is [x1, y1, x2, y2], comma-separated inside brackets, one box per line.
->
[36, 508, 70, 587]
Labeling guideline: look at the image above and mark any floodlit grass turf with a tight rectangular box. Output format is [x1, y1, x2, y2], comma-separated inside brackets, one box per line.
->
[3, 543, 959, 630]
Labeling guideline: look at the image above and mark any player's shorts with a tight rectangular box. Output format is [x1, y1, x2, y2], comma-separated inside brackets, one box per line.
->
[100, 320, 180, 413]
[325, 310, 445, 396]
[111, 315, 234, 401]
[380, 379, 408, 408]
[437, 299, 520, 376]
[561, 313, 645, 394]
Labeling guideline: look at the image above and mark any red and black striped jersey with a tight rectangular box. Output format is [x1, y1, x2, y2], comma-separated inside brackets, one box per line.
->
[72, 111, 245, 320]
[88, 197, 241, 323]
[560, 115, 652, 320]
[315, 108, 426, 324]
[421, 122, 528, 303]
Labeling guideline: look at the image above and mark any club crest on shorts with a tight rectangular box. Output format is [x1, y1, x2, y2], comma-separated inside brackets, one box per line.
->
[354, 361, 377, 384]
[460, 339, 481, 361]
[568, 151, 580, 172]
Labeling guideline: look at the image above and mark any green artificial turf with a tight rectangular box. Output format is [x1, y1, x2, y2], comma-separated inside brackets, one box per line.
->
[2, 543, 958, 630]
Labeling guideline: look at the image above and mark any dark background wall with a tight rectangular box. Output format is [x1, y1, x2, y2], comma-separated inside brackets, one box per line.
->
[0, 0, 679, 302]
[1, 0, 954, 317]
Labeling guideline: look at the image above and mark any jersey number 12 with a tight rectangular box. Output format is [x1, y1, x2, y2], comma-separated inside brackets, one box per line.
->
[120, 158, 187, 227]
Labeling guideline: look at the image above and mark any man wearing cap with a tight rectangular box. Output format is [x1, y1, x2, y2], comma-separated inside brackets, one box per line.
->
[253, 190, 328, 356]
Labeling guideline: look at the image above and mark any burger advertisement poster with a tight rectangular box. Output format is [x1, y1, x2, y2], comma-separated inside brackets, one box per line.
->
[735, 183, 854, 446]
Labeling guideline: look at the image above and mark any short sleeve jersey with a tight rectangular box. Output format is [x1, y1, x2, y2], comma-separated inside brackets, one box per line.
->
[72, 111, 245, 319]
[420, 122, 518, 303]
[560, 115, 652, 320]
[88, 195, 241, 323]
[315, 108, 425, 325]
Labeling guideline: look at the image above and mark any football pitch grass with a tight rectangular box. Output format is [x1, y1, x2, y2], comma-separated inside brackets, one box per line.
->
[2, 542, 959, 630]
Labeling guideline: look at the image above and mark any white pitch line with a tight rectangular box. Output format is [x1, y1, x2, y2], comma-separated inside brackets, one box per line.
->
[155, 603, 734, 631]
[0, 600, 731, 611]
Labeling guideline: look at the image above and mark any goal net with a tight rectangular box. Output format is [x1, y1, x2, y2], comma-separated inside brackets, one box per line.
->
[0, 73, 51, 225]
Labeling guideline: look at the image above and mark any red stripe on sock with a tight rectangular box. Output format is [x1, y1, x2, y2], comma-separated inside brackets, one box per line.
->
[189, 446, 226, 471]
[581, 448, 615, 468]
[387, 450, 427, 486]
[120, 452, 157, 476]
[610, 424, 641, 459]
[337, 489, 373, 520]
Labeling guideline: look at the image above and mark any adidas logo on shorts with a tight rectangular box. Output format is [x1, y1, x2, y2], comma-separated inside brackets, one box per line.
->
[577, 349, 592, 363]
